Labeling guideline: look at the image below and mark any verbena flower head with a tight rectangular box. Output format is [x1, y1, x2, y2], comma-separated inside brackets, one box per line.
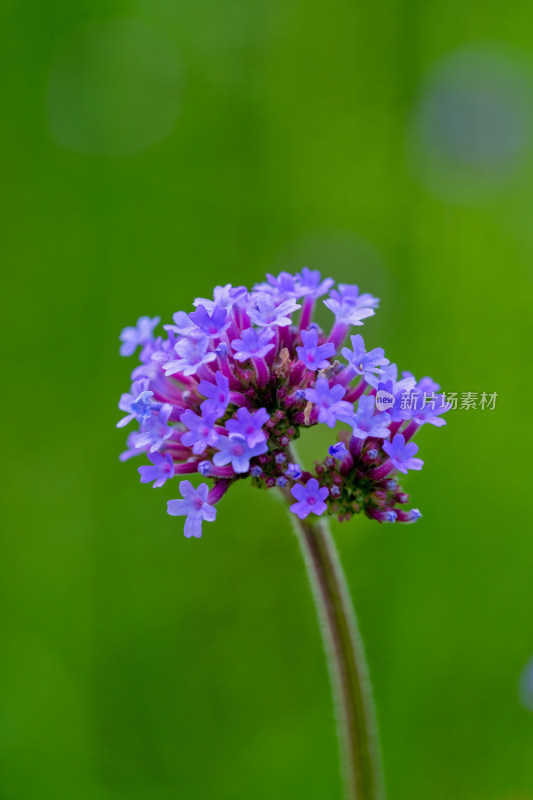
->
[118, 270, 449, 537]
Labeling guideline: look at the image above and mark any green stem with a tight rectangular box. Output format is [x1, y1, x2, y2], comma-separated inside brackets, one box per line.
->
[289, 509, 385, 800]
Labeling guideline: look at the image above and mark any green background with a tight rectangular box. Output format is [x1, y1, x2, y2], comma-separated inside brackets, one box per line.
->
[2, 2, 533, 799]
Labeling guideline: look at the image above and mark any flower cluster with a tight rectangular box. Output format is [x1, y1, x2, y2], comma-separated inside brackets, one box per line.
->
[117, 269, 449, 537]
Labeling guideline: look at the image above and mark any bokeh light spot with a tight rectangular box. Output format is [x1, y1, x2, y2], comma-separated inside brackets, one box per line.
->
[409, 45, 532, 201]
[519, 656, 533, 711]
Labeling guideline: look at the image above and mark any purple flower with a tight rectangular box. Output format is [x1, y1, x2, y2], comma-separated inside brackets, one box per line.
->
[264, 271, 300, 297]
[296, 329, 336, 370]
[225, 407, 269, 447]
[412, 394, 451, 427]
[377, 510, 397, 523]
[188, 304, 230, 338]
[285, 463, 302, 480]
[138, 452, 175, 487]
[134, 404, 174, 452]
[382, 434, 424, 474]
[180, 409, 219, 454]
[143, 332, 175, 363]
[198, 371, 230, 417]
[375, 380, 412, 422]
[194, 284, 247, 312]
[129, 391, 161, 425]
[351, 395, 391, 440]
[290, 478, 329, 519]
[167, 481, 217, 538]
[165, 311, 199, 338]
[342, 334, 389, 380]
[138, 335, 168, 367]
[215, 341, 229, 358]
[295, 267, 334, 299]
[258, 269, 334, 301]
[213, 434, 268, 474]
[117, 378, 152, 428]
[163, 335, 216, 377]
[248, 294, 301, 327]
[324, 298, 375, 326]
[331, 284, 380, 309]
[304, 377, 355, 428]
[324, 284, 379, 327]
[231, 327, 276, 362]
[329, 442, 349, 460]
[412, 374, 441, 394]
[366, 363, 416, 393]
[119, 316, 160, 356]
[120, 431, 149, 462]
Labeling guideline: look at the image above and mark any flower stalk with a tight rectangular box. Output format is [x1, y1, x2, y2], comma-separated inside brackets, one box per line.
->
[289, 505, 385, 800]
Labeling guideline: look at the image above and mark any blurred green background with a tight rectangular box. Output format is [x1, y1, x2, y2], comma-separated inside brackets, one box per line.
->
[2, 2, 533, 799]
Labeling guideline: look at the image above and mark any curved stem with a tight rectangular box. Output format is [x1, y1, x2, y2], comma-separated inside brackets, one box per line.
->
[289, 509, 385, 800]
